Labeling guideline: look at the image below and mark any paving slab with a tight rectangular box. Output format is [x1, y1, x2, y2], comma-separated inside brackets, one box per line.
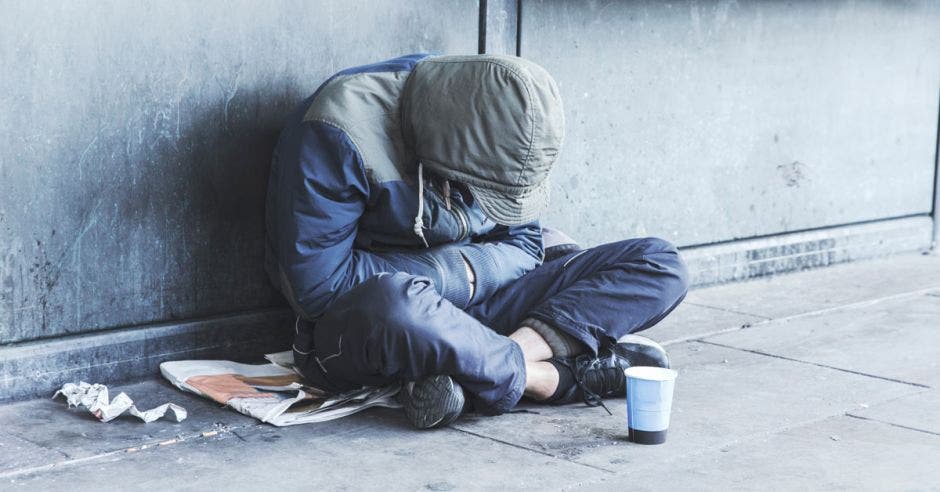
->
[706, 293, 940, 388]
[847, 390, 940, 435]
[452, 340, 921, 472]
[3, 253, 939, 490]
[584, 415, 940, 491]
[0, 432, 66, 475]
[685, 252, 940, 319]
[4, 409, 601, 491]
[0, 379, 259, 475]
[642, 302, 766, 345]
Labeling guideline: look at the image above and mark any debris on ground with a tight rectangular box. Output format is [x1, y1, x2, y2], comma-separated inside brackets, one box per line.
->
[159, 352, 399, 426]
[53, 382, 187, 423]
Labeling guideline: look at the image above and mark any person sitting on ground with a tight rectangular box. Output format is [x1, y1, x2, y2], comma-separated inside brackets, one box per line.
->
[264, 53, 689, 429]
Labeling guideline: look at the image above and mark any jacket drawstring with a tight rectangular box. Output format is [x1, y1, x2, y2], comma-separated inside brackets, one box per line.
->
[442, 179, 452, 211]
[413, 161, 430, 248]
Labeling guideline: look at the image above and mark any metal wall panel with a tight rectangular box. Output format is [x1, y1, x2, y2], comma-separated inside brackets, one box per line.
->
[523, 0, 940, 248]
[0, 0, 478, 343]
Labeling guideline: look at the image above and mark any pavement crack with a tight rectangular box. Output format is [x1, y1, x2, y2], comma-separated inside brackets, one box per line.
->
[7, 433, 71, 460]
[447, 426, 615, 474]
[662, 326, 753, 346]
[564, 408, 888, 491]
[684, 285, 940, 348]
[683, 301, 772, 319]
[0, 421, 258, 480]
[697, 340, 932, 389]
[757, 287, 940, 325]
[665, 289, 940, 347]
[844, 413, 940, 437]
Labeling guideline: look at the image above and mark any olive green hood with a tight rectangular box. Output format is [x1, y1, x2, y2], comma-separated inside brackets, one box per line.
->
[401, 54, 565, 226]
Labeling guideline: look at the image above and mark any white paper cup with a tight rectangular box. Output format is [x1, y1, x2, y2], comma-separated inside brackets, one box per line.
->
[625, 366, 678, 445]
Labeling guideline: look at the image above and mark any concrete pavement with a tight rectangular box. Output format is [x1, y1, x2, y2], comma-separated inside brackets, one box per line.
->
[2, 253, 939, 490]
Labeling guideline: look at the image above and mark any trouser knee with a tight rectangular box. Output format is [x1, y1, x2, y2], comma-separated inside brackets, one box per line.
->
[616, 237, 689, 296]
[338, 272, 443, 342]
[316, 272, 457, 382]
[584, 237, 689, 319]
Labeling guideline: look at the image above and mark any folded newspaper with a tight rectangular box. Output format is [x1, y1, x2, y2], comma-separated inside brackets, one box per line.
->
[159, 351, 400, 426]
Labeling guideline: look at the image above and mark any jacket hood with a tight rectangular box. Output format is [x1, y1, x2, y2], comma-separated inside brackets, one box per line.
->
[400, 54, 565, 226]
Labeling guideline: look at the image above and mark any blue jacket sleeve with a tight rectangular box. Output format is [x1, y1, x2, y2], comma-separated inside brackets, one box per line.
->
[459, 221, 544, 306]
[272, 122, 475, 319]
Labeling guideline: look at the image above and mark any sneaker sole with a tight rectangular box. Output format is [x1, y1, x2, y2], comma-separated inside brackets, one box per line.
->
[401, 375, 465, 430]
[615, 334, 670, 369]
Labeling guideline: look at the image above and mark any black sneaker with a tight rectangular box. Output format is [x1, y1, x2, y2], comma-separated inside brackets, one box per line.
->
[552, 334, 669, 414]
[399, 375, 465, 429]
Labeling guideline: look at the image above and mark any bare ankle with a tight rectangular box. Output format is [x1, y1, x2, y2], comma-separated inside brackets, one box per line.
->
[523, 361, 559, 400]
[510, 326, 553, 362]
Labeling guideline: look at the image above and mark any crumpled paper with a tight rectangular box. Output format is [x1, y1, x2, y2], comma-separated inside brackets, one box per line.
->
[53, 382, 187, 423]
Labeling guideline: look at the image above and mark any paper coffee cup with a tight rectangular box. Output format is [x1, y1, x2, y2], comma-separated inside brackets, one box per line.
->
[624, 366, 678, 445]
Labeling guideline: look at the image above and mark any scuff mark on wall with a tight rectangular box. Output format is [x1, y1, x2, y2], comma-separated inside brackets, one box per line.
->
[215, 64, 243, 130]
[77, 136, 98, 182]
[1, 246, 20, 336]
[777, 161, 809, 188]
[30, 198, 102, 333]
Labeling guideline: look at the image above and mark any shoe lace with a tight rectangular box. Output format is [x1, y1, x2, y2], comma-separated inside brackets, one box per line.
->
[566, 357, 617, 416]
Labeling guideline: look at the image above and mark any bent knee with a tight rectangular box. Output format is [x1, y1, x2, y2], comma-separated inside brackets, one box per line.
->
[634, 237, 679, 256]
[631, 237, 689, 297]
[335, 272, 440, 333]
[341, 272, 431, 308]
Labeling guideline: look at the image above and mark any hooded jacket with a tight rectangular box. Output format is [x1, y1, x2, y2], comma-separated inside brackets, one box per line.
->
[265, 53, 563, 320]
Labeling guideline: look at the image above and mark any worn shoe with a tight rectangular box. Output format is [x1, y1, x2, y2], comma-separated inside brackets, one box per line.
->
[552, 334, 669, 414]
[399, 375, 465, 429]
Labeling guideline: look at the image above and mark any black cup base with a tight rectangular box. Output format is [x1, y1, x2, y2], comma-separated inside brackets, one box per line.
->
[628, 427, 667, 445]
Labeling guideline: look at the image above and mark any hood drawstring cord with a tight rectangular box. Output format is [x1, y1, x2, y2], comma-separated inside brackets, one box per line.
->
[413, 161, 430, 248]
[442, 179, 452, 211]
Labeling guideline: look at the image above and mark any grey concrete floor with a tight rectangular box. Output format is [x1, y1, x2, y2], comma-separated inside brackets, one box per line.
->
[2, 253, 939, 491]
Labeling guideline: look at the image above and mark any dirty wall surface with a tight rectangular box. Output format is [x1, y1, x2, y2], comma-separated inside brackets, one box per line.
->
[528, 0, 940, 247]
[0, 0, 478, 343]
[2, 0, 939, 348]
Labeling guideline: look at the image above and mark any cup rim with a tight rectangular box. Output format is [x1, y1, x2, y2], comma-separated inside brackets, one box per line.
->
[624, 366, 678, 381]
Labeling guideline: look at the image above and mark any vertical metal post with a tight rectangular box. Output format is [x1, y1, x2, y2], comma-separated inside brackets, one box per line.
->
[479, 0, 520, 56]
[478, 0, 488, 54]
[932, 87, 940, 250]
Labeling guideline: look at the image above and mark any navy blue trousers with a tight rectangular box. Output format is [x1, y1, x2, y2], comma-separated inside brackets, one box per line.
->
[293, 238, 689, 414]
